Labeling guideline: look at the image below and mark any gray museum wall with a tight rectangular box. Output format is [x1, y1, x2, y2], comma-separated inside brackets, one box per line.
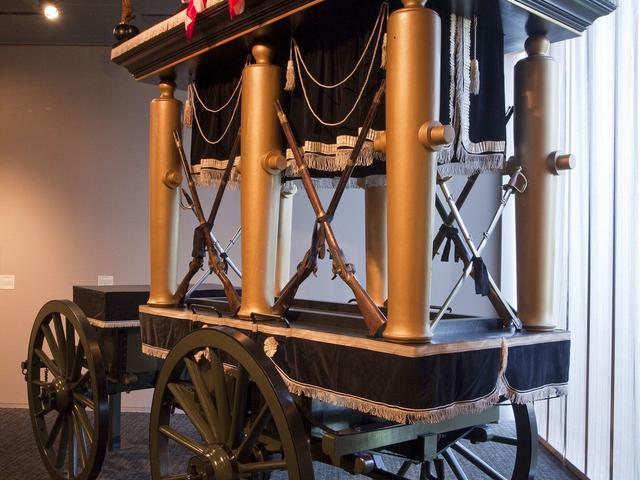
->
[0, 45, 501, 410]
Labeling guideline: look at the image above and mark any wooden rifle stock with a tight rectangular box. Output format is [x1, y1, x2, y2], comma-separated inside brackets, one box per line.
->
[173, 130, 241, 314]
[272, 223, 320, 315]
[173, 257, 204, 306]
[274, 102, 387, 337]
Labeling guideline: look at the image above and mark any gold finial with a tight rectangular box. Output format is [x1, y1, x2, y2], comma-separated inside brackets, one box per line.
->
[252, 44, 274, 65]
[401, 0, 427, 7]
[525, 35, 550, 56]
[159, 82, 175, 99]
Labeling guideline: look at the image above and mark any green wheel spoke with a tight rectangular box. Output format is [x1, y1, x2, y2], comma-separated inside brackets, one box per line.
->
[55, 414, 69, 469]
[67, 414, 76, 477]
[45, 413, 64, 449]
[72, 410, 87, 470]
[236, 403, 272, 462]
[73, 405, 94, 444]
[41, 324, 64, 371]
[167, 383, 215, 444]
[207, 350, 231, 437]
[65, 319, 76, 378]
[158, 425, 205, 456]
[71, 343, 84, 381]
[237, 459, 288, 473]
[52, 313, 67, 374]
[227, 364, 248, 447]
[73, 392, 95, 410]
[34, 348, 62, 379]
[184, 357, 223, 441]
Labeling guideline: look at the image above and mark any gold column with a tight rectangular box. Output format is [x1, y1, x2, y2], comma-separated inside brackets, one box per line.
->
[274, 183, 297, 296]
[384, 1, 449, 342]
[238, 45, 286, 318]
[514, 35, 574, 331]
[364, 185, 387, 307]
[148, 82, 182, 307]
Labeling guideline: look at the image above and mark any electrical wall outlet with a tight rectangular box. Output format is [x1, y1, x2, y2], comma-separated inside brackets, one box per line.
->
[97, 275, 114, 286]
[0, 275, 15, 290]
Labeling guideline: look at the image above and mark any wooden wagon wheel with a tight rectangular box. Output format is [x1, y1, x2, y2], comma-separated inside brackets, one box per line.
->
[149, 327, 314, 480]
[26, 300, 109, 480]
[395, 403, 538, 480]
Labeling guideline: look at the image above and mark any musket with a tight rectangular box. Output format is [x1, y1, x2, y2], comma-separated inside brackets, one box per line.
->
[274, 81, 386, 315]
[174, 130, 242, 305]
[326, 80, 385, 218]
[173, 130, 241, 314]
[274, 100, 387, 337]
[207, 129, 240, 226]
[272, 222, 320, 316]
[173, 224, 207, 305]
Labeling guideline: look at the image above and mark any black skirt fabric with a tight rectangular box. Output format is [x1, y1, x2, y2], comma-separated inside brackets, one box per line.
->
[189, 0, 506, 185]
[139, 307, 570, 424]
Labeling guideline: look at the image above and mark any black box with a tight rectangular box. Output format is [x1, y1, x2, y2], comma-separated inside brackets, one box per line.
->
[73, 285, 224, 321]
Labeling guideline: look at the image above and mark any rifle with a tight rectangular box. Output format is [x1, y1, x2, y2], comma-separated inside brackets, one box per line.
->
[273, 91, 387, 337]
[173, 130, 241, 314]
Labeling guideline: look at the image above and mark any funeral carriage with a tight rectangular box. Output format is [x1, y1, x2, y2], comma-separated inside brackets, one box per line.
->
[23, 0, 614, 479]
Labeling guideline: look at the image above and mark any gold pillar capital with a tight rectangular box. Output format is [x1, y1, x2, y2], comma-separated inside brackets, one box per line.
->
[252, 44, 274, 64]
[158, 82, 175, 99]
[400, 0, 427, 8]
[525, 35, 550, 56]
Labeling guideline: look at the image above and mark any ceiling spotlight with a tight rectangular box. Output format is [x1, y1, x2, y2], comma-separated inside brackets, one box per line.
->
[42, 3, 60, 20]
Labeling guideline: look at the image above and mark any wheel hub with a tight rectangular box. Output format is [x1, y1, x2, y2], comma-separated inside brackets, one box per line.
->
[40, 379, 73, 413]
[188, 445, 233, 480]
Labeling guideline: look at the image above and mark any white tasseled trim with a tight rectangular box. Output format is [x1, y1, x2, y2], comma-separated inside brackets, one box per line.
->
[141, 343, 169, 359]
[438, 14, 505, 174]
[87, 318, 140, 329]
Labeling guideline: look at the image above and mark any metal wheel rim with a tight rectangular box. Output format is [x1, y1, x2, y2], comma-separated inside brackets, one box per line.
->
[149, 326, 314, 480]
[26, 300, 108, 480]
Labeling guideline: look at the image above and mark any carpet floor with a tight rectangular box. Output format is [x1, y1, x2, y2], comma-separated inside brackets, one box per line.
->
[0, 408, 577, 479]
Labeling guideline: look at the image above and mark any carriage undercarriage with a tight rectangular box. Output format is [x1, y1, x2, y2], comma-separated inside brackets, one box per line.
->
[25, 294, 550, 480]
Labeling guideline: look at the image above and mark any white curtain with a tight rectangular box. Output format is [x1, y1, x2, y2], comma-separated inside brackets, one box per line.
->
[503, 1, 640, 478]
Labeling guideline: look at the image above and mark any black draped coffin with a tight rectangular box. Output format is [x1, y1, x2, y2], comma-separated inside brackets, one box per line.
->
[188, 0, 506, 186]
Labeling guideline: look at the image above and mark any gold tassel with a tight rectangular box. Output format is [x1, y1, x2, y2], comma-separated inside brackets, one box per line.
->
[381, 32, 387, 70]
[184, 84, 194, 128]
[285, 59, 296, 91]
